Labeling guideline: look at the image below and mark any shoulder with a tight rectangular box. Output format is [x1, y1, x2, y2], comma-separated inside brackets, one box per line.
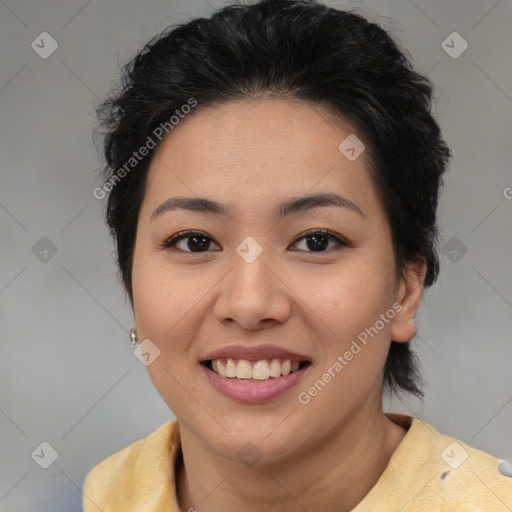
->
[427, 424, 512, 510]
[82, 419, 181, 512]
[388, 414, 512, 511]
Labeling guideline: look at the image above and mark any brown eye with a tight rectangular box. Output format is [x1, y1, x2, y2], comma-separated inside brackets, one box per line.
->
[290, 229, 348, 253]
[161, 230, 221, 253]
[160, 229, 348, 254]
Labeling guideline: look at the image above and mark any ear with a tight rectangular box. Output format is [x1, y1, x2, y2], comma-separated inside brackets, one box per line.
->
[391, 257, 427, 342]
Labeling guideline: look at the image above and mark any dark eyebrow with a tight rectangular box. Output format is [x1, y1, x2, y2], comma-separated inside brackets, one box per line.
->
[275, 193, 365, 219]
[151, 193, 365, 221]
[151, 197, 228, 221]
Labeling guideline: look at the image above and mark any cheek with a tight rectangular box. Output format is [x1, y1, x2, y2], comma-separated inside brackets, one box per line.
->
[135, 290, 193, 337]
[294, 258, 393, 336]
[132, 251, 198, 358]
[298, 270, 395, 410]
[133, 257, 208, 413]
[133, 252, 202, 337]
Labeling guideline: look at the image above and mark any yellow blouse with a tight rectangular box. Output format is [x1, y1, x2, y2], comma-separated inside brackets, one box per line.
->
[83, 413, 512, 511]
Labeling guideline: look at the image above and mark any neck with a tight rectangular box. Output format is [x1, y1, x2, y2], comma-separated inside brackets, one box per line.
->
[176, 404, 407, 512]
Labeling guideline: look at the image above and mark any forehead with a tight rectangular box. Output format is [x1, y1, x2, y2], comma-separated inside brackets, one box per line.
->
[143, 98, 381, 218]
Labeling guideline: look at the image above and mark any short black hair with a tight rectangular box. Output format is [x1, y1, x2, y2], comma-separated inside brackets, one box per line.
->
[95, 0, 451, 399]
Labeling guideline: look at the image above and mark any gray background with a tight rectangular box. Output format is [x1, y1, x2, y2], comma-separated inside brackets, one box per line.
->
[1, 0, 511, 510]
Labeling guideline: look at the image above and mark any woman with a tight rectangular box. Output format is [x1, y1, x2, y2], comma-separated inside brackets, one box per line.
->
[83, 0, 512, 510]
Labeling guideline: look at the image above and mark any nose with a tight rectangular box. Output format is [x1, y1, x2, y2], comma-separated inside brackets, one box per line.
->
[213, 249, 291, 330]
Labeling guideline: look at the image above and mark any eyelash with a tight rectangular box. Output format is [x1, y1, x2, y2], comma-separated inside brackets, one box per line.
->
[159, 229, 349, 254]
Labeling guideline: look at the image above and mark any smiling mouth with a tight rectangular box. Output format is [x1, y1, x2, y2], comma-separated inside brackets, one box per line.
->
[202, 358, 312, 381]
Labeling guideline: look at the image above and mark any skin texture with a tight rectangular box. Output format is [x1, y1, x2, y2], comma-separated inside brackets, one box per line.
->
[131, 98, 426, 512]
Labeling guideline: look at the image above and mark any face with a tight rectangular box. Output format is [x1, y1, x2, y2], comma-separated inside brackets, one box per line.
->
[131, 98, 421, 466]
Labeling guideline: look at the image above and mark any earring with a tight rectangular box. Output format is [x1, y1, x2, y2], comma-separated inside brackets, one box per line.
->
[130, 328, 138, 346]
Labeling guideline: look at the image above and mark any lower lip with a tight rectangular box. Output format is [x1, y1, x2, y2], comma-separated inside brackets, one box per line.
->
[201, 363, 310, 403]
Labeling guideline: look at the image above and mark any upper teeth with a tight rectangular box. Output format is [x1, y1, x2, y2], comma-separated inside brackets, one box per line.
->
[211, 358, 301, 380]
